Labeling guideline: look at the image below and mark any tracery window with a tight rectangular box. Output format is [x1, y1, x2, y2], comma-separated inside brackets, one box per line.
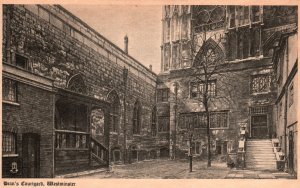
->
[158, 116, 170, 132]
[151, 106, 157, 136]
[250, 74, 270, 94]
[108, 91, 120, 133]
[133, 101, 141, 135]
[67, 74, 87, 94]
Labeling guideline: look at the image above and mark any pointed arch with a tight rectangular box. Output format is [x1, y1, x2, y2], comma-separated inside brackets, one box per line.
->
[107, 90, 120, 133]
[193, 38, 225, 67]
[133, 100, 142, 135]
[151, 106, 157, 137]
[67, 73, 87, 94]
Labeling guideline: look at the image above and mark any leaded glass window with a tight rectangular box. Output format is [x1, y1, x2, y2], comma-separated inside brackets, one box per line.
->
[67, 74, 87, 94]
[251, 74, 270, 93]
[2, 132, 16, 155]
[3, 78, 17, 102]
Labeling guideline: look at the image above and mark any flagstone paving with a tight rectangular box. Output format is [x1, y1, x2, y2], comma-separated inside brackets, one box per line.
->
[71, 159, 296, 179]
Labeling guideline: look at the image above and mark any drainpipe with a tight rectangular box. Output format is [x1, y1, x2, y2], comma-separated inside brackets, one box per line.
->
[283, 38, 289, 170]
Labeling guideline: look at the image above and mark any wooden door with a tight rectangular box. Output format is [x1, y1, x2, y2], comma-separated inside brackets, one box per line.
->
[251, 115, 268, 139]
[288, 131, 294, 173]
[23, 134, 39, 178]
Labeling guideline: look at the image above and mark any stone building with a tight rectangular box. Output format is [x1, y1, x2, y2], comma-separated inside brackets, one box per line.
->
[272, 28, 297, 174]
[157, 5, 297, 165]
[2, 5, 157, 178]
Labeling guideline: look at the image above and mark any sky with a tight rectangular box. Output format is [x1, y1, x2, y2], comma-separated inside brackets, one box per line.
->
[63, 5, 162, 74]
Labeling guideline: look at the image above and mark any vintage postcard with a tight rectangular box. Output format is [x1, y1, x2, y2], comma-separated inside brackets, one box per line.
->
[1, 0, 299, 188]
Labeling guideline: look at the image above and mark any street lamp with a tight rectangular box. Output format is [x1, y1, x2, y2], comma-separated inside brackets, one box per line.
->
[123, 67, 128, 164]
[188, 128, 193, 172]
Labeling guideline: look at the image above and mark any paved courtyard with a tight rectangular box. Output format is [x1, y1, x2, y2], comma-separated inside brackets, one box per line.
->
[74, 159, 296, 179]
[76, 159, 229, 179]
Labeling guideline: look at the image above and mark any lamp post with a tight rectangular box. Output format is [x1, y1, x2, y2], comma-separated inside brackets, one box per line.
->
[188, 131, 193, 173]
[123, 67, 128, 164]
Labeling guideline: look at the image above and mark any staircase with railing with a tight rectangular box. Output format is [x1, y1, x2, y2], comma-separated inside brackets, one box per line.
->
[90, 137, 109, 168]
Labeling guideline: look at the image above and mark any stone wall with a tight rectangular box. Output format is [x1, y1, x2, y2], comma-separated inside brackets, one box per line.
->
[2, 4, 158, 174]
[157, 58, 278, 159]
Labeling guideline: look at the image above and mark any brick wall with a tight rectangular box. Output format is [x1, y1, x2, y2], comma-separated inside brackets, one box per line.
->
[2, 82, 54, 178]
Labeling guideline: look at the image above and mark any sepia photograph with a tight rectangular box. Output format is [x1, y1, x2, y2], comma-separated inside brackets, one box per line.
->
[1, 1, 299, 185]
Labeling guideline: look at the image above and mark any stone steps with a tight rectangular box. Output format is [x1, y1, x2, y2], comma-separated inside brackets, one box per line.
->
[245, 139, 276, 171]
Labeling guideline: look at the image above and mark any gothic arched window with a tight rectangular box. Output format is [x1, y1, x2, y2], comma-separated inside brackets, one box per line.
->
[151, 106, 157, 137]
[67, 74, 87, 94]
[133, 101, 141, 135]
[193, 38, 225, 67]
[108, 90, 120, 133]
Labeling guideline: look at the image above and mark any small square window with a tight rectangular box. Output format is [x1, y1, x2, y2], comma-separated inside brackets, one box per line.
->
[16, 54, 28, 69]
[157, 89, 169, 102]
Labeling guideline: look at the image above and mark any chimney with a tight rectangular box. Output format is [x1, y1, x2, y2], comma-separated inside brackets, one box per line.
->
[149, 65, 152, 71]
[124, 35, 128, 54]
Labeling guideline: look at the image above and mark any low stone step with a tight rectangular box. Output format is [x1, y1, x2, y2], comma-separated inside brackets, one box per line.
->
[247, 165, 276, 169]
[246, 165, 276, 168]
[247, 148, 274, 150]
[246, 160, 276, 164]
[246, 153, 275, 156]
[246, 152, 275, 155]
[246, 159, 276, 162]
[246, 157, 276, 161]
[246, 144, 273, 146]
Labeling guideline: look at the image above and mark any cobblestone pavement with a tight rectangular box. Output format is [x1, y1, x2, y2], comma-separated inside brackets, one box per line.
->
[75, 159, 296, 179]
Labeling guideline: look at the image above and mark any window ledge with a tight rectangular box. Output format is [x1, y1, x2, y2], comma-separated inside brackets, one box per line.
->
[110, 132, 118, 135]
[210, 127, 229, 130]
[3, 100, 20, 106]
[157, 101, 169, 103]
[3, 154, 19, 157]
[158, 132, 169, 134]
[55, 148, 89, 151]
[251, 91, 271, 95]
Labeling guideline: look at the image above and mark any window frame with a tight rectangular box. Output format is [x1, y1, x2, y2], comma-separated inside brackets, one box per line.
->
[133, 101, 141, 135]
[179, 111, 229, 130]
[2, 131, 17, 157]
[250, 74, 270, 94]
[157, 88, 169, 102]
[151, 107, 157, 137]
[157, 116, 170, 133]
[191, 141, 201, 155]
[190, 80, 217, 99]
[289, 82, 294, 107]
[3, 78, 18, 104]
[209, 111, 229, 129]
[15, 53, 29, 70]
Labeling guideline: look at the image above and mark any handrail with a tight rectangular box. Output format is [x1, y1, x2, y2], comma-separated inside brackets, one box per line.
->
[91, 136, 108, 150]
[90, 137, 108, 165]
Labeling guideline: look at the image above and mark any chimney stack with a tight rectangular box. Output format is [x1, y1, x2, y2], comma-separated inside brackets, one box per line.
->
[149, 65, 152, 71]
[124, 35, 128, 54]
